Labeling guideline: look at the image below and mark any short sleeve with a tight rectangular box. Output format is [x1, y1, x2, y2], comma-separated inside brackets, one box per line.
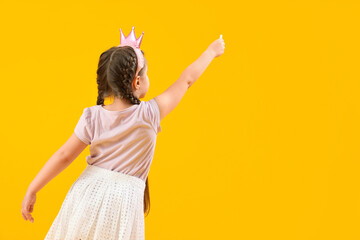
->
[144, 98, 162, 134]
[74, 108, 92, 145]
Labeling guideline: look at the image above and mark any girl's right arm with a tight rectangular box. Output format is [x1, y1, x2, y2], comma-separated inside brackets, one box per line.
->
[21, 133, 88, 223]
[27, 133, 87, 194]
[154, 37, 225, 121]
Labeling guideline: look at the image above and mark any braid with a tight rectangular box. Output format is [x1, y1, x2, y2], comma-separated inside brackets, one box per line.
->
[121, 57, 141, 104]
[96, 89, 105, 106]
[107, 48, 141, 105]
[96, 48, 119, 106]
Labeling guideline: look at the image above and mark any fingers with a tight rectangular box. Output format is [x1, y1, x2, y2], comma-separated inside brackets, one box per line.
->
[220, 39, 225, 49]
[21, 211, 27, 221]
[26, 212, 34, 223]
[22, 209, 34, 222]
[27, 204, 34, 222]
[21, 204, 34, 223]
[27, 213, 34, 223]
[21, 192, 37, 223]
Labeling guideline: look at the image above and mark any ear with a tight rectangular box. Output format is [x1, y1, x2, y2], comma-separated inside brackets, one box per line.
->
[136, 75, 141, 83]
[132, 75, 141, 89]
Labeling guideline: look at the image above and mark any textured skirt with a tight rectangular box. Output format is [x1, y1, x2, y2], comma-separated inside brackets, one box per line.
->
[44, 164, 146, 240]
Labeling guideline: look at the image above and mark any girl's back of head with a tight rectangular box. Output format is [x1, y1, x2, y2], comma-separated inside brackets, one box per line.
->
[96, 46, 148, 106]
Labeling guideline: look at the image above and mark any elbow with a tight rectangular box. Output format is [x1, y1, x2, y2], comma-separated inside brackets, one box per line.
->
[184, 76, 193, 89]
[187, 80, 193, 89]
[55, 149, 72, 164]
[179, 71, 193, 89]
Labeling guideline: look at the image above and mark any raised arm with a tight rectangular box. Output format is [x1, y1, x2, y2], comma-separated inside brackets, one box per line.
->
[154, 36, 225, 121]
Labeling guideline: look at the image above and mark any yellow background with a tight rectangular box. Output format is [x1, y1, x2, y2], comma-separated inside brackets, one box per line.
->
[2, 0, 360, 239]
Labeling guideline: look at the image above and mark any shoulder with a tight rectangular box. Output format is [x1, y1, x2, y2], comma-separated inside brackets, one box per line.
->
[79, 105, 100, 125]
[85, 105, 100, 116]
[141, 99, 159, 111]
[148, 98, 160, 109]
[139, 99, 159, 116]
[139, 99, 161, 133]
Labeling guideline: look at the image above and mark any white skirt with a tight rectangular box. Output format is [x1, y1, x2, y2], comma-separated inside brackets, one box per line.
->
[44, 164, 146, 240]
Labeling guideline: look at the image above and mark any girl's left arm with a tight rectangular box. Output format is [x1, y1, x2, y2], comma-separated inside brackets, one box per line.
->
[21, 133, 87, 222]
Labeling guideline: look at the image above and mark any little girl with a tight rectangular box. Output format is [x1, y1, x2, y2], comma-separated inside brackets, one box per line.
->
[21, 26, 225, 240]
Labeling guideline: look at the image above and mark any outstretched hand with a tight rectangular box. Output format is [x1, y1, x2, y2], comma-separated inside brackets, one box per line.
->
[207, 34, 225, 58]
[21, 191, 36, 223]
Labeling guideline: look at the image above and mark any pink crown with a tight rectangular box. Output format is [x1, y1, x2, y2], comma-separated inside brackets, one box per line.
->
[119, 26, 144, 48]
[118, 26, 145, 75]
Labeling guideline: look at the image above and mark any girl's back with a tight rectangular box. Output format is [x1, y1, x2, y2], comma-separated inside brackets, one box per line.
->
[74, 98, 161, 182]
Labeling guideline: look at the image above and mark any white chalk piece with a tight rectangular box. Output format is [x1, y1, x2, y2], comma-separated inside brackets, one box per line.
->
[220, 34, 223, 39]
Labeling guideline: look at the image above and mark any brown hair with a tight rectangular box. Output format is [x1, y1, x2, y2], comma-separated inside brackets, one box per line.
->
[96, 45, 151, 217]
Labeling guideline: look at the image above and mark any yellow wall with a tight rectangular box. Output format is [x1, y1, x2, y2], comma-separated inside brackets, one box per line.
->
[3, 0, 360, 239]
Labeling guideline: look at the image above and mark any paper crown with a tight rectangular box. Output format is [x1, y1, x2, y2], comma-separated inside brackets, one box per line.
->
[118, 26, 145, 75]
[119, 26, 144, 48]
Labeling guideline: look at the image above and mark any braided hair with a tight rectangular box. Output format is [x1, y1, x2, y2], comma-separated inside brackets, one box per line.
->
[96, 45, 151, 217]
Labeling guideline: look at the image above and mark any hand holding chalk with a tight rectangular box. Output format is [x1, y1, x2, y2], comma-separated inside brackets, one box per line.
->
[207, 34, 225, 58]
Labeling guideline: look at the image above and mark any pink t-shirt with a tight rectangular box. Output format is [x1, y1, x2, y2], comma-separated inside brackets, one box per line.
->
[74, 98, 162, 182]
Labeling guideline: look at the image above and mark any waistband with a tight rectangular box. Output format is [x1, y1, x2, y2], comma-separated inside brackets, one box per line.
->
[81, 164, 146, 191]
